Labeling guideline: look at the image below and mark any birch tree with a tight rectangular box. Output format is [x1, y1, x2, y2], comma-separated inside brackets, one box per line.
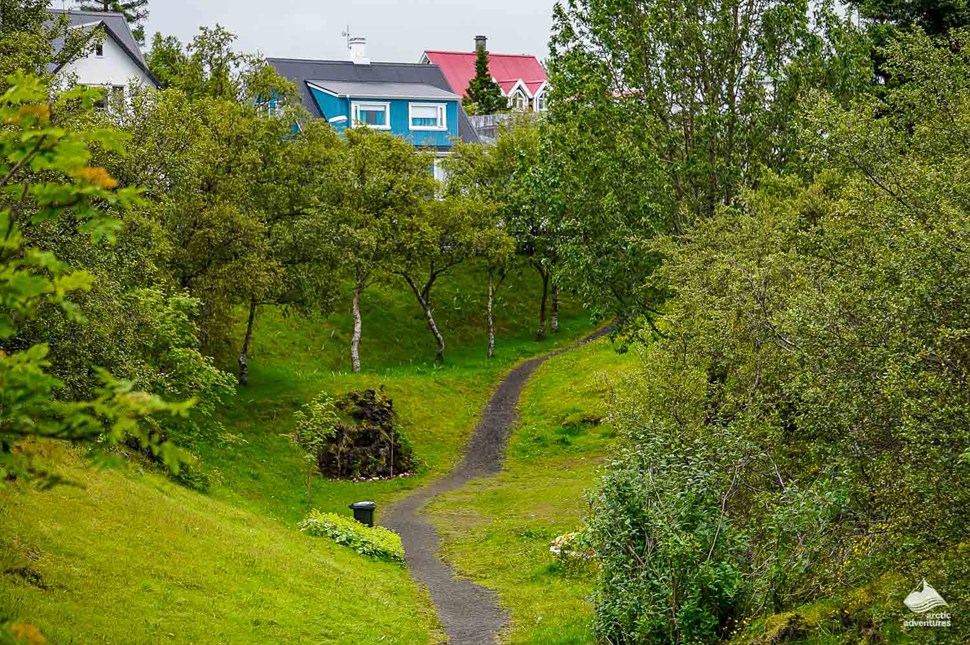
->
[337, 129, 433, 372]
[446, 119, 560, 341]
[390, 197, 508, 363]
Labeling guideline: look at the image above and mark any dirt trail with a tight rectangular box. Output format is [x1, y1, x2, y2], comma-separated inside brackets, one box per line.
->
[382, 327, 610, 644]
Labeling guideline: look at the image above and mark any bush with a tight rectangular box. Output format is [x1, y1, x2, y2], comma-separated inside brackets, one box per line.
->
[588, 415, 747, 643]
[299, 510, 405, 564]
[590, 31, 970, 641]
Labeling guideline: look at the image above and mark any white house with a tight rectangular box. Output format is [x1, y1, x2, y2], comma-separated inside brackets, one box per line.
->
[48, 9, 158, 99]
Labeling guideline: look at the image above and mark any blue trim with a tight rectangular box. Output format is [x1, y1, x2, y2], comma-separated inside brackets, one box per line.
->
[307, 84, 458, 147]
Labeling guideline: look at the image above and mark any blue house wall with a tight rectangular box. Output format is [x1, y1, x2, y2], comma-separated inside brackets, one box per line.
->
[307, 86, 458, 149]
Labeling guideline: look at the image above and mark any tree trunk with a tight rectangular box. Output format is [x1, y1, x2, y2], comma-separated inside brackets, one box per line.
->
[487, 272, 496, 359]
[536, 268, 550, 340]
[237, 297, 257, 386]
[351, 269, 364, 373]
[551, 283, 559, 334]
[405, 275, 445, 363]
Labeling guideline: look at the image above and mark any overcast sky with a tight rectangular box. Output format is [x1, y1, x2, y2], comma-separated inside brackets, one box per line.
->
[136, 0, 558, 63]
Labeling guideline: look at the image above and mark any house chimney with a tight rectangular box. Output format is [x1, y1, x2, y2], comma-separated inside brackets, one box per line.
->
[474, 35, 487, 52]
[349, 36, 370, 65]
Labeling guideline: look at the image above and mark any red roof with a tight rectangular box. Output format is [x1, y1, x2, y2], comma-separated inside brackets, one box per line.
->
[422, 51, 547, 98]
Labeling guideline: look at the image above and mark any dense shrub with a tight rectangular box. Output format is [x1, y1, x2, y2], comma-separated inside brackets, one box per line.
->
[299, 510, 405, 563]
[293, 388, 415, 480]
[589, 31, 970, 643]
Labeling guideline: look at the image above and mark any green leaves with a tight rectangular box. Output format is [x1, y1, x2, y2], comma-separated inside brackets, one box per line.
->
[300, 510, 406, 564]
[293, 393, 340, 454]
[544, 0, 871, 327]
[591, 30, 970, 642]
[0, 73, 195, 486]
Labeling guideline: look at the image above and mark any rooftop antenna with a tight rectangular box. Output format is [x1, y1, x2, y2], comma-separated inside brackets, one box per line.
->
[341, 26, 352, 49]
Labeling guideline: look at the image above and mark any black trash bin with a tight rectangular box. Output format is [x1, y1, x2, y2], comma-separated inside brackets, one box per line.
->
[349, 501, 377, 527]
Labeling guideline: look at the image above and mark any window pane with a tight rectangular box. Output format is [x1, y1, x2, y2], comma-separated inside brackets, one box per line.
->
[360, 108, 385, 126]
[411, 105, 441, 127]
[412, 105, 438, 118]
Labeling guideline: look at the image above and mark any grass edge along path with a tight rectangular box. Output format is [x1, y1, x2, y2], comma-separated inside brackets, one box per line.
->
[427, 336, 637, 644]
[382, 327, 612, 645]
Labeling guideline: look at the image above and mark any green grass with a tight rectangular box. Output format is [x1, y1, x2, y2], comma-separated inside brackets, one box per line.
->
[0, 445, 441, 644]
[428, 337, 636, 644]
[1, 263, 597, 643]
[199, 264, 594, 527]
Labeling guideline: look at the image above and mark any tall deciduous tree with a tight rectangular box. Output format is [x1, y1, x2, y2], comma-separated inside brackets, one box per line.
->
[447, 119, 560, 341]
[476, 211, 515, 358]
[545, 0, 871, 331]
[464, 47, 506, 115]
[111, 27, 298, 363]
[336, 128, 433, 372]
[588, 28, 970, 644]
[0, 74, 191, 485]
[144, 32, 187, 89]
[144, 26, 277, 102]
[390, 196, 506, 363]
[237, 116, 346, 385]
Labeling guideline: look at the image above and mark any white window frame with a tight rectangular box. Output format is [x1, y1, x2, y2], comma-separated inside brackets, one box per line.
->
[257, 96, 285, 118]
[534, 90, 548, 112]
[91, 83, 125, 111]
[432, 157, 448, 183]
[409, 103, 447, 131]
[351, 101, 391, 129]
[508, 90, 529, 111]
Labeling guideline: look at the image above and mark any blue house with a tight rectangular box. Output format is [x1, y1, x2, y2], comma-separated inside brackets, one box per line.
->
[268, 37, 479, 175]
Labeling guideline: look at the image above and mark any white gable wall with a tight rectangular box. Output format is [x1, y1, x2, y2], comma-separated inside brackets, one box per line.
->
[59, 33, 154, 90]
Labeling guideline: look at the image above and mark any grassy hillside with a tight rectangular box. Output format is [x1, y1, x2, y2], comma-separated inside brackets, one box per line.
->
[1, 263, 597, 643]
[428, 337, 637, 644]
[0, 446, 441, 644]
[203, 263, 594, 525]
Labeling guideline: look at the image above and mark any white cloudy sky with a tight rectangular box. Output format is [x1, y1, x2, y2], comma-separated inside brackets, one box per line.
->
[136, 0, 559, 63]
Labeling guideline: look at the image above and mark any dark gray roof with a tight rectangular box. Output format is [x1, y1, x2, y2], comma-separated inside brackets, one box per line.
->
[268, 58, 480, 145]
[48, 9, 157, 86]
[308, 80, 459, 100]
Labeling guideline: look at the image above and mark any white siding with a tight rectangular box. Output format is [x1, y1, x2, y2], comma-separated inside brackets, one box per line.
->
[59, 34, 154, 90]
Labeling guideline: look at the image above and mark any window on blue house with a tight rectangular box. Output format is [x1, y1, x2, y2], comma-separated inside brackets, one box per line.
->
[409, 103, 446, 131]
[351, 102, 390, 129]
[257, 96, 285, 118]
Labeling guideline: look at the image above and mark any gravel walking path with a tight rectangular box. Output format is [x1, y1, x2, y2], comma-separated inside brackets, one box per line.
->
[382, 328, 610, 644]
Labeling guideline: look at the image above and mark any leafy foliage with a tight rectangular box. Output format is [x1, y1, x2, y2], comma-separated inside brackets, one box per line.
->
[544, 0, 872, 329]
[0, 1, 93, 85]
[0, 74, 191, 485]
[588, 30, 970, 643]
[447, 118, 558, 340]
[300, 510, 405, 564]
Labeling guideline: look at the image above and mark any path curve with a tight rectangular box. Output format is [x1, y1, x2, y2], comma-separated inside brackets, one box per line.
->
[382, 327, 611, 644]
